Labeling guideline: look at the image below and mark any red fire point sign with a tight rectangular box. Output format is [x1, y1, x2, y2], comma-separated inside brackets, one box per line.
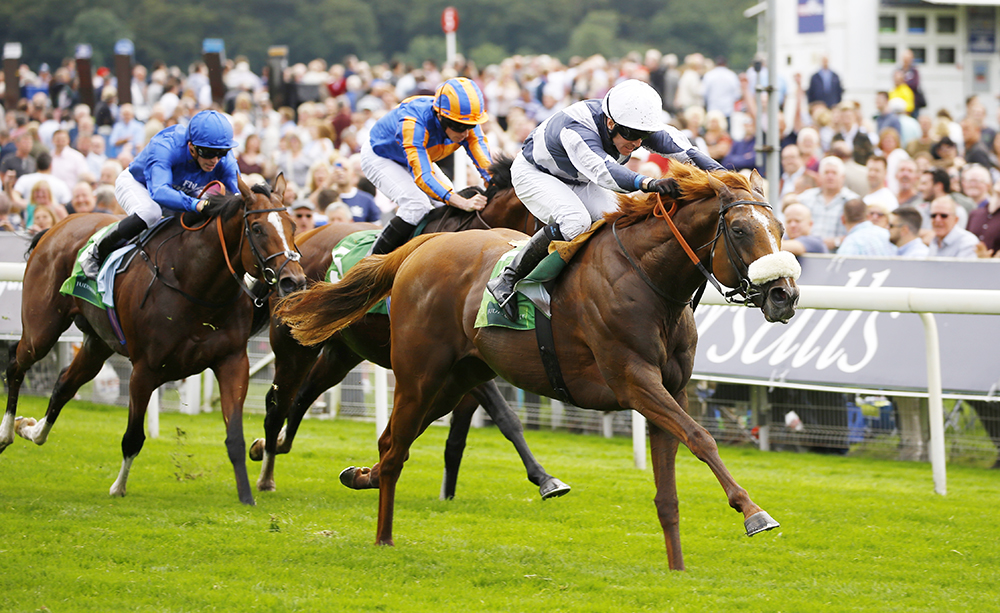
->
[442, 7, 459, 33]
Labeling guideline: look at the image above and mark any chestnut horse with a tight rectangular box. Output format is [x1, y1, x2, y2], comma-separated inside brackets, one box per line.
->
[277, 166, 799, 569]
[252, 157, 569, 500]
[0, 176, 306, 506]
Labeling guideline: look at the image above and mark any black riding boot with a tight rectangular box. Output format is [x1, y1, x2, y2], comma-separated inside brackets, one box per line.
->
[370, 216, 418, 255]
[81, 214, 148, 280]
[486, 224, 563, 321]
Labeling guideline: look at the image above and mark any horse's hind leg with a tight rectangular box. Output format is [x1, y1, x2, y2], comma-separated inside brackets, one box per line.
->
[649, 424, 684, 571]
[16, 334, 114, 446]
[3, 310, 77, 453]
[461, 380, 570, 500]
[109, 365, 158, 498]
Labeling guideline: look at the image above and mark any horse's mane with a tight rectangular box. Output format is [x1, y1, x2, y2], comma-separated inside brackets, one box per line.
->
[199, 191, 246, 221]
[484, 154, 514, 200]
[606, 165, 755, 229]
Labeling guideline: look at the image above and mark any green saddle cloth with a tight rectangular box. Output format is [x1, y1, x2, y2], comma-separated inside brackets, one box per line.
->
[58, 224, 116, 310]
[474, 246, 568, 331]
[325, 229, 389, 315]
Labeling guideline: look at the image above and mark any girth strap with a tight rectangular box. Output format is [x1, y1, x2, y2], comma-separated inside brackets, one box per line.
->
[534, 305, 577, 407]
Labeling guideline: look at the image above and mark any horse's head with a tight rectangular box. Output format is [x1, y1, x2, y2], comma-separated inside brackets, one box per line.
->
[238, 173, 306, 298]
[705, 170, 799, 323]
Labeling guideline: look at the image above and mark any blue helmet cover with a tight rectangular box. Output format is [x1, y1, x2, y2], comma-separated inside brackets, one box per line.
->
[187, 110, 237, 148]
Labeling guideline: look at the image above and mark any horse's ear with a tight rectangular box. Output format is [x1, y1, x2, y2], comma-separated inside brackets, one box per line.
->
[706, 172, 737, 204]
[237, 176, 253, 202]
[273, 173, 287, 201]
[749, 169, 766, 198]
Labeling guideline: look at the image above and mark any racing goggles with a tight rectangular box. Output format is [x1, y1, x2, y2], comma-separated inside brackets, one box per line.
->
[440, 116, 476, 134]
[194, 145, 231, 160]
[613, 123, 653, 142]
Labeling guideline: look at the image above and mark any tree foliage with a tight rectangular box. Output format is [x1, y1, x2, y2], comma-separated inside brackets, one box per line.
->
[0, 0, 758, 72]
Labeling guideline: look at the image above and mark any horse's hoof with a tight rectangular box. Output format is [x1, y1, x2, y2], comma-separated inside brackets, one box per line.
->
[745, 510, 780, 536]
[257, 479, 276, 492]
[248, 439, 264, 462]
[14, 417, 36, 439]
[539, 477, 571, 500]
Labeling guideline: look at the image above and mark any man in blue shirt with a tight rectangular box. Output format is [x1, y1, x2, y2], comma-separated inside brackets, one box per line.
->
[82, 110, 239, 279]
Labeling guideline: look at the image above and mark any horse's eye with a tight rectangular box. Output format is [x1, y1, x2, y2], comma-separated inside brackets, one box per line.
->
[252, 223, 264, 235]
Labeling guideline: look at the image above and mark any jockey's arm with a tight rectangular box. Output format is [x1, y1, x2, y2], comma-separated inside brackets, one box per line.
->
[645, 126, 725, 173]
[462, 125, 494, 184]
[560, 125, 649, 193]
[401, 118, 485, 211]
[145, 159, 200, 213]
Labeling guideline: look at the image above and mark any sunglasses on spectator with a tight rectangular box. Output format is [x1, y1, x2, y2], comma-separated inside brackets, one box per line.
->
[194, 145, 230, 159]
[614, 123, 653, 141]
[930, 212, 950, 219]
[295, 213, 313, 219]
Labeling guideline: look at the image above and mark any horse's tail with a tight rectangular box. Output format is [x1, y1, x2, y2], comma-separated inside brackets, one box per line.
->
[275, 233, 439, 346]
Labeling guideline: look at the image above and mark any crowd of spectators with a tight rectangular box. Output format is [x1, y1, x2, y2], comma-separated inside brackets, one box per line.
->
[2, 47, 999, 466]
[2, 48, 999, 254]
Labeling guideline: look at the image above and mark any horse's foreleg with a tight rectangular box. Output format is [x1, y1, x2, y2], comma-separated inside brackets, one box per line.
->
[649, 424, 684, 570]
[111, 369, 156, 498]
[634, 386, 778, 537]
[471, 380, 570, 500]
[214, 354, 255, 506]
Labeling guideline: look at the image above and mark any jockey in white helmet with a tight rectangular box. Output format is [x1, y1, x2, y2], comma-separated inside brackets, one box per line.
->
[487, 79, 723, 320]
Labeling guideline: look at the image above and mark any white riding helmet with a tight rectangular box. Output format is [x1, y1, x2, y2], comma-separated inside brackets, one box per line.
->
[601, 79, 665, 132]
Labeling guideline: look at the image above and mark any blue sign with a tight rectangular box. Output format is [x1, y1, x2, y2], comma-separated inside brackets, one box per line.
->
[202, 38, 225, 54]
[798, 0, 824, 34]
[114, 38, 134, 56]
[75, 44, 92, 60]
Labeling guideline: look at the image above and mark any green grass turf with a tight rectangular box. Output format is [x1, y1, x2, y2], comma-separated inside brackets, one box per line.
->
[1, 396, 998, 612]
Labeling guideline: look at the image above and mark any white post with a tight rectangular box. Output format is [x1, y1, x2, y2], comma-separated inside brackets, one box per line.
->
[147, 386, 160, 438]
[601, 412, 614, 438]
[920, 313, 947, 495]
[201, 370, 214, 412]
[471, 406, 485, 428]
[181, 375, 200, 415]
[550, 399, 564, 430]
[632, 411, 647, 470]
[374, 364, 389, 442]
[445, 32, 456, 69]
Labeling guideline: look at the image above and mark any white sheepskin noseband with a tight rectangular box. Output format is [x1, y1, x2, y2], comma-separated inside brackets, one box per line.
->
[747, 251, 801, 284]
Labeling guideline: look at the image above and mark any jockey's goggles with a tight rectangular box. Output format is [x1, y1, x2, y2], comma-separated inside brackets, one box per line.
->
[440, 116, 475, 134]
[613, 123, 653, 142]
[194, 145, 231, 160]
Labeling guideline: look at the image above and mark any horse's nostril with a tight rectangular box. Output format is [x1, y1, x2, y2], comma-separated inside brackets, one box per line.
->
[278, 277, 304, 296]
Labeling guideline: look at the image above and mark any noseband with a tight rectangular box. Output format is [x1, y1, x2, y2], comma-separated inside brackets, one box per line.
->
[613, 195, 781, 309]
[222, 204, 302, 307]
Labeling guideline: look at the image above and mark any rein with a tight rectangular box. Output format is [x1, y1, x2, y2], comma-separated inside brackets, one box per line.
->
[613, 194, 773, 309]
[145, 202, 299, 309]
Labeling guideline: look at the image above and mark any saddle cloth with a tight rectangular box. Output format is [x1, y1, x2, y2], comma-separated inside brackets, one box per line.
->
[474, 220, 604, 330]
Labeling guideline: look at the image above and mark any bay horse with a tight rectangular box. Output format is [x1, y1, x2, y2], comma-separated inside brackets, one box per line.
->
[252, 156, 570, 500]
[276, 165, 799, 569]
[0, 175, 306, 506]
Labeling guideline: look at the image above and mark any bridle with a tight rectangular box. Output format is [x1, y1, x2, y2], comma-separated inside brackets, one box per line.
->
[613, 194, 774, 310]
[174, 196, 301, 308]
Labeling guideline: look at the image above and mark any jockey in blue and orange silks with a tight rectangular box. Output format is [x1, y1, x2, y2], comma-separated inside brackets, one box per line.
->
[361, 77, 494, 254]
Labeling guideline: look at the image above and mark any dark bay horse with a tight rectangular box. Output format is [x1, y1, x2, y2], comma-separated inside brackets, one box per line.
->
[252, 157, 569, 500]
[0, 176, 306, 506]
[276, 165, 799, 569]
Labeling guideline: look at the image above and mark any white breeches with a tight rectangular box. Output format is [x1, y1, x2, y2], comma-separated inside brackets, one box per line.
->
[114, 168, 161, 227]
[360, 141, 454, 226]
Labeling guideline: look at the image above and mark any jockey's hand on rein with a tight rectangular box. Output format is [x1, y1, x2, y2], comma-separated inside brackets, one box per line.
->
[643, 178, 681, 199]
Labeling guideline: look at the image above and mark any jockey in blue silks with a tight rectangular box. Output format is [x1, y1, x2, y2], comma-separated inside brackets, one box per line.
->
[82, 109, 240, 280]
[487, 79, 726, 320]
[361, 77, 494, 255]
